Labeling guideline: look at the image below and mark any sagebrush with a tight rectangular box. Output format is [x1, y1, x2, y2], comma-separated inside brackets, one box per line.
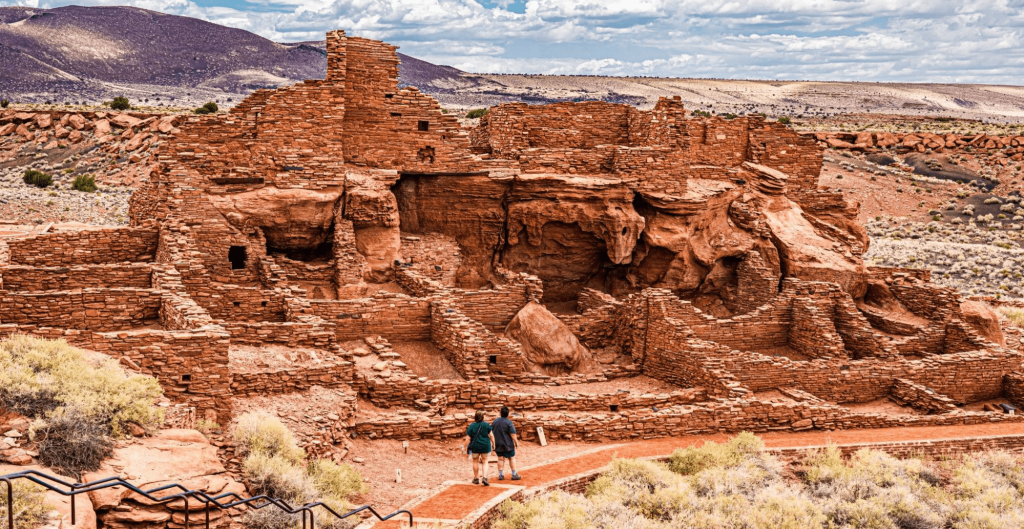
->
[0, 480, 49, 529]
[494, 433, 1024, 529]
[235, 412, 364, 529]
[72, 174, 97, 192]
[22, 170, 53, 188]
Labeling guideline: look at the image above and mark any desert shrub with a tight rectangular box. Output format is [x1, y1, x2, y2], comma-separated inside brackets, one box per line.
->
[0, 99, 9, 108]
[233, 411, 304, 462]
[308, 459, 368, 500]
[493, 491, 597, 529]
[0, 335, 164, 437]
[668, 431, 763, 476]
[195, 418, 220, 434]
[948, 452, 1024, 529]
[691, 109, 712, 118]
[1000, 308, 1024, 327]
[109, 96, 130, 110]
[778, 116, 792, 124]
[235, 412, 364, 528]
[34, 406, 115, 476]
[243, 451, 318, 500]
[22, 169, 53, 188]
[241, 507, 305, 529]
[72, 174, 97, 192]
[0, 480, 49, 529]
[722, 113, 738, 119]
[803, 446, 947, 529]
[466, 108, 488, 119]
[203, 101, 218, 113]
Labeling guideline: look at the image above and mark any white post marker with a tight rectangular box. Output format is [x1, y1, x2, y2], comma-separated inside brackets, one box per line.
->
[536, 426, 547, 447]
[395, 468, 402, 483]
[402, 440, 409, 454]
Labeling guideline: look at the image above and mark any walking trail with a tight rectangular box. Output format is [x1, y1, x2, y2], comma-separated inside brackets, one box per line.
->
[369, 422, 1024, 528]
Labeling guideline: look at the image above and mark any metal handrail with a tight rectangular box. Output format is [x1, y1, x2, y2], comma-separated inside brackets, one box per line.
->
[1, 470, 413, 529]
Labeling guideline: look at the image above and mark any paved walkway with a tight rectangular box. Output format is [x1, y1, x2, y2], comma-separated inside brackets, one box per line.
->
[371, 422, 1024, 528]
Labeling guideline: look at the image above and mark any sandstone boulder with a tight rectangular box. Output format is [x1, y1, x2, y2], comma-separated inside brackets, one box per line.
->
[0, 464, 98, 529]
[93, 119, 111, 136]
[84, 429, 245, 529]
[506, 301, 596, 375]
[110, 114, 142, 130]
[960, 300, 1005, 346]
[68, 114, 87, 130]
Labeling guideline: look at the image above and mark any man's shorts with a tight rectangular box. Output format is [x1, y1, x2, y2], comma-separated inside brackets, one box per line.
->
[496, 449, 516, 459]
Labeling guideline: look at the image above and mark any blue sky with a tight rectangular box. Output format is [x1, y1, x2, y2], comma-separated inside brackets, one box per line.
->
[4, 0, 1024, 83]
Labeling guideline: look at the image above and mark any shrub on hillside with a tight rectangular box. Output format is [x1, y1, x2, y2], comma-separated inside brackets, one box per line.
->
[235, 412, 364, 529]
[691, 110, 712, 118]
[72, 174, 97, 192]
[668, 431, 763, 475]
[0, 99, 9, 108]
[34, 406, 115, 476]
[466, 108, 488, 119]
[194, 102, 219, 115]
[0, 335, 164, 436]
[778, 116, 792, 125]
[22, 170, 53, 188]
[233, 411, 304, 462]
[109, 97, 131, 110]
[0, 480, 49, 529]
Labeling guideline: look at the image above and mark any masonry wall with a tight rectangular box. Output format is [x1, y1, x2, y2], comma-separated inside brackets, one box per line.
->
[0, 263, 153, 291]
[308, 294, 432, 341]
[0, 289, 161, 331]
[5, 228, 158, 265]
[430, 299, 524, 379]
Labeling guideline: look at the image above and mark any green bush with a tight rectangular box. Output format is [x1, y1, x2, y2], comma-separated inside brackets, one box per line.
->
[691, 110, 712, 118]
[22, 170, 53, 188]
[109, 97, 131, 110]
[0, 480, 49, 529]
[72, 174, 97, 192]
[233, 411, 304, 462]
[235, 412, 365, 529]
[0, 335, 164, 437]
[778, 116, 792, 125]
[466, 108, 489, 119]
[0, 99, 9, 108]
[668, 431, 763, 475]
[194, 101, 219, 115]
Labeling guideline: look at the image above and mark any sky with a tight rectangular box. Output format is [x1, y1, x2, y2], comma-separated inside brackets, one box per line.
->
[3, 0, 1024, 83]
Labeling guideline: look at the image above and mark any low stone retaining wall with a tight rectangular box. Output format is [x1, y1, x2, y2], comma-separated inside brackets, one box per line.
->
[0, 288, 162, 331]
[890, 378, 959, 414]
[230, 361, 354, 397]
[0, 263, 153, 291]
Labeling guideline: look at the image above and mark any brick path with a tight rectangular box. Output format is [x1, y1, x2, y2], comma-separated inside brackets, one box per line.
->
[369, 422, 1024, 528]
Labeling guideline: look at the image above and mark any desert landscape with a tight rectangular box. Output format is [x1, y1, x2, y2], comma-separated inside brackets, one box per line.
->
[4, 5, 1024, 529]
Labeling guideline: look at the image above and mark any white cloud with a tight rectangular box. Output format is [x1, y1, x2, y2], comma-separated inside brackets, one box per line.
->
[4, 0, 1024, 82]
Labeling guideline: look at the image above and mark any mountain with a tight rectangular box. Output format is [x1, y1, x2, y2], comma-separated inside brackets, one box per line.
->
[3, 5, 1024, 120]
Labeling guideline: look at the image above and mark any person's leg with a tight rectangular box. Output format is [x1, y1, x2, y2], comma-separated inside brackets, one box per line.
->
[472, 453, 480, 483]
[481, 453, 490, 485]
[510, 456, 518, 474]
[497, 456, 506, 479]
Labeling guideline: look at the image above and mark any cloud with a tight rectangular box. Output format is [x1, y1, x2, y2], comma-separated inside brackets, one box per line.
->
[5, 0, 1024, 83]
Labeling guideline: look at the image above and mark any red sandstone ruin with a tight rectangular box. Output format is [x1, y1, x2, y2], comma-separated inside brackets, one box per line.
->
[2, 30, 1023, 458]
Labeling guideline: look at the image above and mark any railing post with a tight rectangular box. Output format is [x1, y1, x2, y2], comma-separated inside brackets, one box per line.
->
[70, 484, 76, 526]
[183, 496, 189, 529]
[3, 478, 13, 529]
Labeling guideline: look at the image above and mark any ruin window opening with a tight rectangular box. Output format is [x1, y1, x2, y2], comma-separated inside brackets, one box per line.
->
[385, 94, 394, 99]
[180, 374, 192, 384]
[228, 245, 247, 270]
[390, 112, 402, 117]
[261, 301, 268, 307]
[609, 405, 619, 412]
[233, 301, 241, 307]
[489, 355, 497, 365]
[418, 120, 429, 132]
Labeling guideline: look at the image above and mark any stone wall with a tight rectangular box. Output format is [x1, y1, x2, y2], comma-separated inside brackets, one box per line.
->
[308, 293, 432, 341]
[889, 378, 959, 414]
[430, 298, 524, 379]
[0, 263, 153, 291]
[231, 360, 354, 397]
[5, 228, 158, 266]
[0, 288, 162, 331]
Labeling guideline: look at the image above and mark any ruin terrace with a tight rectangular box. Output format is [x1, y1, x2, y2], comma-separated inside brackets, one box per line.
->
[2, 29, 1023, 464]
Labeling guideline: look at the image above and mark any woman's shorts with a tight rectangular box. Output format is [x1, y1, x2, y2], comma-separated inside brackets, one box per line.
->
[496, 449, 516, 459]
[470, 448, 491, 455]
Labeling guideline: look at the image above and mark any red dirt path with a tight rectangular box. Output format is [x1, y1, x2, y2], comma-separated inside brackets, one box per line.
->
[374, 422, 1024, 526]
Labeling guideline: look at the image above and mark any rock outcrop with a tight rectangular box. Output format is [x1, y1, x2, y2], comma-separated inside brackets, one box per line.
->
[84, 430, 246, 529]
[506, 302, 597, 375]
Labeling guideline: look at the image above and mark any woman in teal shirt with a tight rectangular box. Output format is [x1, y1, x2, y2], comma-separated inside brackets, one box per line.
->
[462, 410, 496, 486]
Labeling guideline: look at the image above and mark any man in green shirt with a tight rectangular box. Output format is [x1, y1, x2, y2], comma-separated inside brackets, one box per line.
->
[462, 410, 495, 486]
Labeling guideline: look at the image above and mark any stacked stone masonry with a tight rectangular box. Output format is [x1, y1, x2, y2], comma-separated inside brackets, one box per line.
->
[0, 28, 1018, 450]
